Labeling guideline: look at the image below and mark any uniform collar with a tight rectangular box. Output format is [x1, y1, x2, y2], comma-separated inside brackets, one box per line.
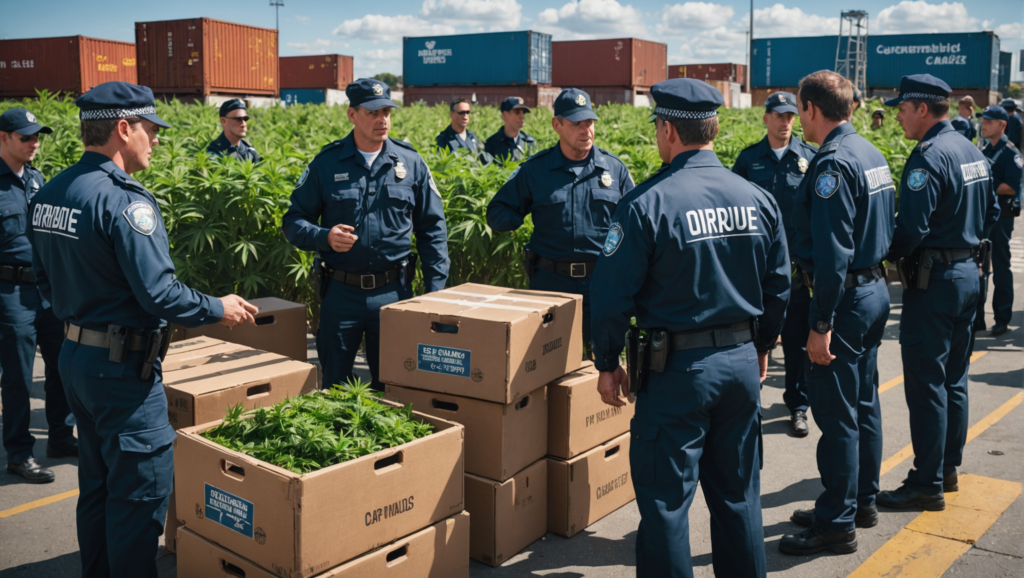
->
[670, 149, 723, 170]
[0, 156, 12, 177]
[337, 131, 398, 168]
[80, 151, 125, 174]
[757, 135, 802, 161]
[216, 132, 249, 151]
[821, 122, 857, 147]
[990, 135, 1009, 150]
[921, 119, 953, 142]
[548, 145, 606, 171]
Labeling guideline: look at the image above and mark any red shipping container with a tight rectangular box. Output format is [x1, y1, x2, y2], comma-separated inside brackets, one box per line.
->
[135, 18, 278, 97]
[552, 39, 666, 89]
[404, 85, 562, 111]
[669, 63, 747, 91]
[280, 54, 353, 90]
[0, 36, 137, 98]
[575, 86, 651, 106]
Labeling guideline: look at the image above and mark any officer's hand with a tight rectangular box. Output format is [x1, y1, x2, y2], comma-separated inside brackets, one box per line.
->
[218, 295, 259, 327]
[328, 224, 359, 253]
[598, 367, 628, 408]
[758, 352, 769, 382]
[807, 330, 836, 366]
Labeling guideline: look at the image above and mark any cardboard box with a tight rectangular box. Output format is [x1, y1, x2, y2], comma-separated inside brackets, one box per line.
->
[163, 336, 249, 372]
[465, 459, 547, 567]
[547, 363, 635, 459]
[163, 347, 317, 430]
[175, 511, 470, 578]
[171, 297, 309, 361]
[175, 398, 466, 578]
[386, 384, 548, 481]
[547, 432, 635, 538]
[380, 284, 583, 404]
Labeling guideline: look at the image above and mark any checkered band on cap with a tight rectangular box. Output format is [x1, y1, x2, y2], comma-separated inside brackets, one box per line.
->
[901, 92, 945, 101]
[654, 106, 717, 119]
[79, 106, 156, 121]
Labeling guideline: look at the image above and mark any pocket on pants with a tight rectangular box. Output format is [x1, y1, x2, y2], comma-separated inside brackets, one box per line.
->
[630, 418, 659, 486]
[113, 422, 176, 500]
[807, 365, 834, 417]
[899, 331, 923, 376]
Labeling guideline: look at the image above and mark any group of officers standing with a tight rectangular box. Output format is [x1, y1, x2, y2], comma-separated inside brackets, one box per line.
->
[0, 66, 1016, 577]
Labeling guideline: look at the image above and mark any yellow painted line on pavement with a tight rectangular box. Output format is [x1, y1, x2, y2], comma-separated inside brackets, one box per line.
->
[0, 488, 79, 519]
[878, 352, 987, 395]
[847, 475, 1022, 578]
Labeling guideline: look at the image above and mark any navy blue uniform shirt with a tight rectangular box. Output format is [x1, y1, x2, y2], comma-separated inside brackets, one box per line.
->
[950, 116, 976, 142]
[790, 122, 896, 328]
[732, 135, 817, 233]
[487, 145, 634, 261]
[30, 152, 224, 330]
[282, 133, 450, 292]
[1007, 112, 1023, 150]
[888, 120, 998, 261]
[591, 149, 791, 371]
[484, 128, 536, 162]
[436, 125, 482, 154]
[0, 158, 44, 266]
[983, 135, 1023, 211]
[206, 133, 262, 163]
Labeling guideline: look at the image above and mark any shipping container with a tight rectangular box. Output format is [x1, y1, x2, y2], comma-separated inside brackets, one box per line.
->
[999, 51, 1013, 92]
[751, 36, 838, 88]
[669, 63, 747, 92]
[574, 86, 651, 107]
[404, 31, 551, 86]
[0, 36, 137, 98]
[552, 38, 666, 89]
[280, 54, 352, 90]
[135, 18, 278, 97]
[281, 87, 347, 106]
[404, 85, 561, 111]
[750, 87, 799, 107]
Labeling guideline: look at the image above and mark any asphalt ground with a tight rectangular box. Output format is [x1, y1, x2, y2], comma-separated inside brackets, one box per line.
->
[1, 230, 1021, 578]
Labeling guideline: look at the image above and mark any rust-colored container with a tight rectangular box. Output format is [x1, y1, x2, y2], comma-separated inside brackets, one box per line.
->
[670, 63, 747, 91]
[574, 86, 652, 107]
[552, 39, 666, 89]
[280, 54, 353, 90]
[405, 85, 562, 111]
[0, 36, 137, 98]
[135, 18, 278, 97]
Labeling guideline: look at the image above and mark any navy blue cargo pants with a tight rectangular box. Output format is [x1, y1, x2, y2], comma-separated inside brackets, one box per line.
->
[780, 281, 811, 412]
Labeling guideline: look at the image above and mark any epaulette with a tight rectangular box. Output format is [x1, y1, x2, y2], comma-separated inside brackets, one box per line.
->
[819, 140, 840, 154]
[108, 170, 149, 195]
[389, 136, 418, 152]
[521, 131, 536, 143]
[740, 141, 760, 153]
[912, 140, 933, 155]
[315, 140, 345, 157]
[596, 147, 626, 165]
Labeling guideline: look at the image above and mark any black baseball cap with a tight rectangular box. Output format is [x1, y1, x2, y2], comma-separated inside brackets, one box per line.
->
[219, 98, 247, 117]
[0, 108, 52, 135]
[346, 78, 401, 111]
[554, 89, 598, 122]
[500, 96, 530, 113]
[765, 91, 798, 114]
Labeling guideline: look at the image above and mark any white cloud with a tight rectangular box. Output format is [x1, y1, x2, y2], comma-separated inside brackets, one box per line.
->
[286, 39, 347, 55]
[333, 15, 456, 43]
[534, 0, 647, 39]
[672, 26, 748, 63]
[875, 1, 980, 34]
[753, 4, 840, 38]
[356, 48, 403, 77]
[658, 3, 735, 36]
[420, 0, 522, 30]
[294, 15, 311, 25]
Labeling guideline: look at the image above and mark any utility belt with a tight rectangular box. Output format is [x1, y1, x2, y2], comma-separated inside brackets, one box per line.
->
[896, 247, 980, 291]
[313, 255, 417, 303]
[997, 194, 1021, 217]
[792, 264, 885, 291]
[523, 250, 595, 281]
[626, 320, 755, 396]
[978, 239, 993, 275]
[0, 264, 36, 284]
[65, 323, 170, 380]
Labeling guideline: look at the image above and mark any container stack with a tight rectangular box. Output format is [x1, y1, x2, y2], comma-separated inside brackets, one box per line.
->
[0, 36, 137, 98]
[279, 54, 353, 106]
[403, 31, 560, 110]
[380, 283, 584, 566]
[552, 38, 667, 107]
[668, 62, 748, 108]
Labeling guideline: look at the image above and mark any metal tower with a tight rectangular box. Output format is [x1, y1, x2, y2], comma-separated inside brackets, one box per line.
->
[836, 10, 868, 94]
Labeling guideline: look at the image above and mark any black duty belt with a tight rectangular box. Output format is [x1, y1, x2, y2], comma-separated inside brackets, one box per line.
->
[65, 324, 148, 350]
[0, 264, 35, 284]
[669, 320, 754, 351]
[920, 248, 975, 264]
[537, 257, 596, 278]
[328, 262, 405, 291]
[844, 264, 886, 289]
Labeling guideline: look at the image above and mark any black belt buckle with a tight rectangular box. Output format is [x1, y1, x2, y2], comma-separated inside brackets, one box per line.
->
[570, 263, 587, 278]
[360, 274, 376, 290]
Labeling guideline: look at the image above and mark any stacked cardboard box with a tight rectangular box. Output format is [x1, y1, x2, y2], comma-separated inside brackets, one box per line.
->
[380, 284, 583, 566]
[546, 363, 637, 537]
[170, 297, 310, 362]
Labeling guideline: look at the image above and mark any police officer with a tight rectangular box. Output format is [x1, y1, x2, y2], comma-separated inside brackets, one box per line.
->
[206, 99, 262, 163]
[484, 97, 537, 162]
[975, 105, 1021, 336]
[435, 98, 489, 163]
[488, 88, 633, 347]
[733, 91, 818, 437]
[1002, 99, 1023, 150]
[780, 70, 895, 556]
[877, 75, 998, 510]
[951, 96, 976, 141]
[0, 108, 75, 484]
[871, 109, 885, 130]
[30, 81, 258, 577]
[593, 79, 789, 577]
[283, 79, 449, 390]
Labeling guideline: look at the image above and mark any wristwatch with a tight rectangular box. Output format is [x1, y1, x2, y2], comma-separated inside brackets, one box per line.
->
[814, 320, 833, 334]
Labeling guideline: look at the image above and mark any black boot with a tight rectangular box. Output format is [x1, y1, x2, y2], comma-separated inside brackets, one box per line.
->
[791, 504, 878, 529]
[943, 469, 958, 493]
[779, 525, 858, 555]
[877, 483, 945, 510]
[6, 457, 56, 484]
[791, 410, 809, 438]
[47, 441, 79, 459]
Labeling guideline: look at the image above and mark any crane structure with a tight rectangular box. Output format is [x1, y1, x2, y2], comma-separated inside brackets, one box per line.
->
[836, 10, 869, 95]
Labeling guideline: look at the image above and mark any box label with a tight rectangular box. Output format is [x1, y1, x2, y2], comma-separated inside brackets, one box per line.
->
[204, 483, 254, 538]
[417, 344, 471, 378]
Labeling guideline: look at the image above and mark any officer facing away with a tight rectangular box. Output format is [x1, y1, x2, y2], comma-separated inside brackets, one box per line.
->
[951, 95, 976, 142]
[975, 105, 1021, 336]
[29, 81, 258, 578]
[206, 99, 262, 163]
[484, 97, 537, 162]
[0, 108, 76, 484]
[283, 79, 450, 390]
[592, 78, 790, 578]
[488, 88, 634, 347]
[878, 75, 998, 511]
[1002, 99, 1023, 150]
[780, 70, 895, 556]
[732, 90, 818, 437]
[435, 98, 490, 164]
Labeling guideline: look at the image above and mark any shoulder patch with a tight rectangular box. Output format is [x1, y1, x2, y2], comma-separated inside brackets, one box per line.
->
[426, 167, 441, 198]
[1015, 155, 1022, 169]
[906, 168, 929, 191]
[506, 166, 521, 182]
[123, 201, 158, 236]
[296, 167, 310, 188]
[602, 222, 625, 256]
[815, 170, 841, 198]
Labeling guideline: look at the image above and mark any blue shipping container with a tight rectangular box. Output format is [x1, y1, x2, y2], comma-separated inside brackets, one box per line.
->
[404, 31, 551, 86]
[282, 88, 326, 105]
[999, 51, 1013, 91]
[752, 36, 843, 88]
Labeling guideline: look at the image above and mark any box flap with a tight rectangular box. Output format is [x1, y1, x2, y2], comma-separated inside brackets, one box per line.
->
[164, 351, 304, 396]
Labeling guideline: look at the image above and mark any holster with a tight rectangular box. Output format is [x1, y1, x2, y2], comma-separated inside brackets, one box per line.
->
[107, 325, 129, 363]
[313, 259, 328, 304]
[403, 254, 419, 285]
[626, 327, 650, 397]
[915, 250, 934, 290]
[648, 329, 668, 373]
[140, 327, 170, 380]
[977, 240, 993, 275]
[998, 195, 1022, 218]
[523, 249, 537, 282]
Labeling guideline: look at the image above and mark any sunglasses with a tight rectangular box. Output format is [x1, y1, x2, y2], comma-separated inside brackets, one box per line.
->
[453, 110, 472, 116]
[19, 134, 40, 143]
[227, 116, 250, 122]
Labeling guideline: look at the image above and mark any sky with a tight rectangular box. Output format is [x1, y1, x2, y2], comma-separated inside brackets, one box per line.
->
[2, 0, 1022, 81]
